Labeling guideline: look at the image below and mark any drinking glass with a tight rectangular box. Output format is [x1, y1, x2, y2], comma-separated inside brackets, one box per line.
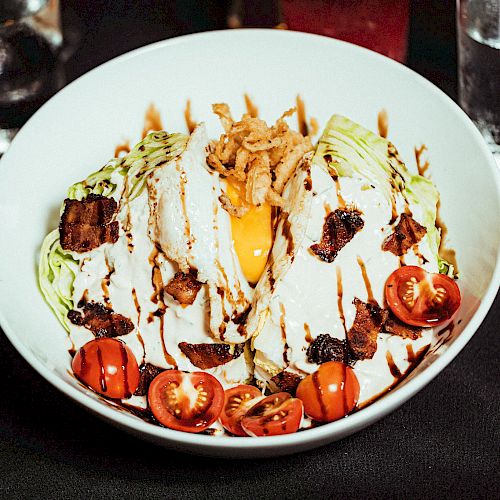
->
[0, 0, 63, 156]
[457, 0, 500, 154]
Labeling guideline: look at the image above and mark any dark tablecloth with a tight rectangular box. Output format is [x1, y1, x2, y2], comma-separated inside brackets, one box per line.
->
[1, 1, 499, 498]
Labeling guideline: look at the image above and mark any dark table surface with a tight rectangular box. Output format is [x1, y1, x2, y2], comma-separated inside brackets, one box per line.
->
[1, 1, 499, 498]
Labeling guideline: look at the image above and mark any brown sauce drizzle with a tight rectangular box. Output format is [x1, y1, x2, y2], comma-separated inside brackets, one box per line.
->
[148, 248, 177, 368]
[184, 99, 196, 134]
[312, 371, 328, 421]
[357, 343, 431, 410]
[356, 256, 376, 305]
[398, 254, 406, 267]
[414, 144, 430, 177]
[101, 277, 111, 306]
[77, 289, 89, 308]
[244, 93, 259, 118]
[296, 95, 308, 137]
[304, 323, 313, 343]
[281, 212, 294, 256]
[386, 351, 402, 378]
[389, 195, 398, 225]
[131, 288, 145, 360]
[279, 303, 289, 364]
[304, 169, 312, 191]
[114, 141, 130, 158]
[428, 321, 456, 355]
[101, 256, 113, 306]
[96, 346, 107, 392]
[330, 172, 346, 209]
[308, 117, 319, 137]
[336, 266, 347, 335]
[141, 103, 163, 139]
[119, 341, 132, 398]
[121, 176, 134, 253]
[436, 321, 455, 341]
[412, 243, 429, 265]
[377, 109, 389, 138]
[435, 200, 459, 274]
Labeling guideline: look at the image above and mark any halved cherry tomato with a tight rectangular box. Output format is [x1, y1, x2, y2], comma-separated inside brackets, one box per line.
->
[385, 266, 461, 327]
[240, 392, 303, 437]
[72, 338, 140, 399]
[219, 385, 262, 436]
[148, 370, 224, 433]
[296, 361, 359, 422]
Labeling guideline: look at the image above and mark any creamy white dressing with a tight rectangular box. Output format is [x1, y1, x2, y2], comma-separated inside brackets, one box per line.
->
[68, 125, 253, 393]
[148, 125, 253, 343]
[250, 160, 440, 404]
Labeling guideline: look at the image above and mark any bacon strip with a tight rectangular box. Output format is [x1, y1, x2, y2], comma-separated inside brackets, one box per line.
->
[68, 302, 134, 338]
[165, 271, 202, 306]
[178, 342, 244, 369]
[134, 363, 164, 396]
[347, 298, 389, 360]
[271, 371, 303, 396]
[384, 312, 422, 340]
[60, 194, 119, 252]
[382, 213, 427, 256]
[310, 209, 364, 262]
[307, 334, 349, 364]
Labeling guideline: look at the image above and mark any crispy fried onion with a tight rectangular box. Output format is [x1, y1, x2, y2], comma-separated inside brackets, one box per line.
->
[207, 104, 313, 208]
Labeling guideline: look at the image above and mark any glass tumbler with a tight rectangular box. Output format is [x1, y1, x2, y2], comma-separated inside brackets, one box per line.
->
[0, 0, 63, 156]
[457, 0, 500, 154]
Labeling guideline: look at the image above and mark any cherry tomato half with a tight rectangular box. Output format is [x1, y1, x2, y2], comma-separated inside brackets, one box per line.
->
[296, 361, 360, 422]
[148, 370, 224, 433]
[385, 266, 461, 327]
[219, 385, 262, 436]
[240, 392, 303, 437]
[72, 338, 140, 399]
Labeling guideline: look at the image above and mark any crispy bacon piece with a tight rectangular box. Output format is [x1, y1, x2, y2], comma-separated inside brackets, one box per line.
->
[164, 271, 202, 305]
[384, 312, 422, 340]
[310, 209, 364, 262]
[134, 363, 164, 396]
[271, 371, 303, 396]
[67, 302, 134, 338]
[178, 342, 244, 369]
[59, 194, 119, 252]
[307, 334, 349, 365]
[382, 213, 427, 256]
[347, 298, 389, 360]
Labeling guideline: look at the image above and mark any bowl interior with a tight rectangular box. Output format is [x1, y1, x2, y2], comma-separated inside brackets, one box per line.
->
[0, 30, 498, 456]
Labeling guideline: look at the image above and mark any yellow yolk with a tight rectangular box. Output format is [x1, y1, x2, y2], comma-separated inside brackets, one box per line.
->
[225, 179, 273, 285]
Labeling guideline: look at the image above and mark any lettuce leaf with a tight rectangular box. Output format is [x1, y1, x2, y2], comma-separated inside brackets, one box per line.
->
[40, 130, 189, 330]
[67, 131, 188, 201]
[38, 229, 79, 331]
[313, 114, 452, 273]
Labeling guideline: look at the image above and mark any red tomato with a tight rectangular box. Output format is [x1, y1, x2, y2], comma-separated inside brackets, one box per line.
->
[148, 371, 224, 433]
[385, 266, 461, 327]
[240, 392, 303, 437]
[296, 361, 359, 422]
[72, 338, 140, 399]
[219, 385, 262, 436]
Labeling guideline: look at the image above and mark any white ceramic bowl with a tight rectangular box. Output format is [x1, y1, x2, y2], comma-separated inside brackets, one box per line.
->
[0, 30, 498, 458]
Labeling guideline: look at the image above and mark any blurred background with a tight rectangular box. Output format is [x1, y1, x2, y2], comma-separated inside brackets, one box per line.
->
[59, 0, 458, 95]
[0, 0, 459, 156]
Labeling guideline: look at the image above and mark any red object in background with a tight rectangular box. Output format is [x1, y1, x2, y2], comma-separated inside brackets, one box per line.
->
[280, 0, 410, 62]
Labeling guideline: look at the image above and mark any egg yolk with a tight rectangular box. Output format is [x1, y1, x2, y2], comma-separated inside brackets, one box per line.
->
[225, 179, 273, 285]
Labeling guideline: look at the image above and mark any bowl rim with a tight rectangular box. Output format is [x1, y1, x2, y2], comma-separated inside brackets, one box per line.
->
[1, 28, 499, 452]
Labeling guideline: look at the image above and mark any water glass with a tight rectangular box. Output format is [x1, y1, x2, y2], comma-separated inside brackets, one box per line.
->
[457, 0, 500, 154]
[0, 0, 63, 156]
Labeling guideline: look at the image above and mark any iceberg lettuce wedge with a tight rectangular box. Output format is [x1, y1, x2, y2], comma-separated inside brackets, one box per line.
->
[313, 114, 452, 274]
[39, 130, 189, 330]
